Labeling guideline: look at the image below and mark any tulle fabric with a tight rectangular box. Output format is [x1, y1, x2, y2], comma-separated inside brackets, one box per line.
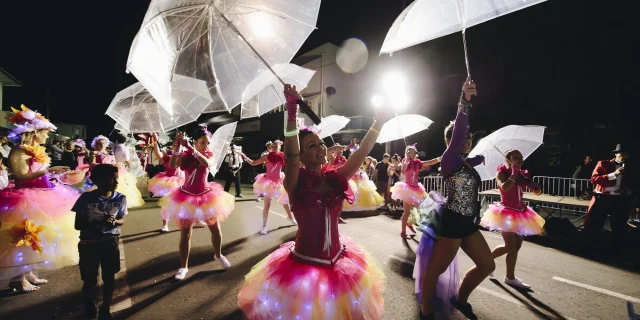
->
[390, 182, 427, 207]
[253, 173, 287, 205]
[237, 236, 384, 320]
[116, 170, 145, 208]
[480, 203, 545, 236]
[413, 234, 460, 320]
[159, 182, 235, 228]
[0, 185, 80, 280]
[58, 169, 89, 185]
[343, 179, 384, 212]
[148, 172, 185, 197]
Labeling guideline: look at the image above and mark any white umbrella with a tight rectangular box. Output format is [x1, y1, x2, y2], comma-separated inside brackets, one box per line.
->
[381, 0, 547, 74]
[127, 0, 321, 113]
[376, 114, 433, 143]
[240, 64, 316, 119]
[207, 122, 238, 176]
[469, 125, 545, 181]
[314, 115, 351, 139]
[110, 103, 175, 134]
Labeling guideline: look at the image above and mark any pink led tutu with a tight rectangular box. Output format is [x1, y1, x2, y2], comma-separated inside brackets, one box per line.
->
[159, 182, 235, 227]
[390, 182, 427, 207]
[148, 172, 186, 197]
[237, 236, 384, 320]
[480, 203, 545, 236]
[0, 185, 80, 280]
[253, 173, 286, 199]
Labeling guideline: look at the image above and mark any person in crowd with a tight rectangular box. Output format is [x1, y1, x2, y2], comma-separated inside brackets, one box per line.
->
[0, 105, 77, 293]
[418, 77, 493, 320]
[365, 156, 376, 179]
[237, 84, 385, 319]
[375, 153, 391, 209]
[480, 149, 544, 289]
[573, 155, 595, 198]
[74, 139, 89, 170]
[388, 154, 402, 211]
[0, 135, 11, 160]
[242, 140, 297, 235]
[585, 144, 636, 251]
[49, 139, 64, 166]
[223, 144, 243, 198]
[111, 134, 145, 208]
[159, 127, 236, 280]
[72, 164, 126, 320]
[255, 141, 273, 202]
[61, 139, 77, 170]
[0, 153, 9, 190]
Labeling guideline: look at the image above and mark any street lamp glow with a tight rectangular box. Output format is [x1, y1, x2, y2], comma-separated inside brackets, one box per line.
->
[382, 72, 406, 94]
[389, 91, 409, 111]
[371, 95, 384, 108]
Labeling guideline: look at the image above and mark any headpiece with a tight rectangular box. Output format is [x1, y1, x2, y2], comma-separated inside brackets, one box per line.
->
[74, 139, 86, 148]
[406, 143, 418, 151]
[6, 105, 56, 138]
[265, 141, 273, 147]
[273, 140, 283, 146]
[91, 135, 110, 149]
[200, 125, 212, 137]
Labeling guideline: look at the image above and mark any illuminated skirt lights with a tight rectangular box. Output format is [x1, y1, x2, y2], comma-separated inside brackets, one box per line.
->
[237, 236, 384, 320]
[159, 182, 235, 228]
[116, 170, 145, 208]
[390, 182, 427, 207]
[253, 173, 288, 205]
[148, 172, 185, 197]
[0, 185, 80, 280]
[480, 203, 545, 236]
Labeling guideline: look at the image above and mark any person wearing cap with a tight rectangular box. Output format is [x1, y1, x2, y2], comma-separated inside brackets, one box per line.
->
[223, 144, 243, 197]
[585, 144, 636, 250]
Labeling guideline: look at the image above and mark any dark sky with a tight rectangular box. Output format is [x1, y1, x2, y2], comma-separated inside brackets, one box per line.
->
[1, 0, 638, 162]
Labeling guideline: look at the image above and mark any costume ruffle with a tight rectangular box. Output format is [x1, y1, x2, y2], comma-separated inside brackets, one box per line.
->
[253, 173, 286, 200]
[159, 182, 235, 227]
[390, 182, 426, 207]
[116, 170, 145, 208]
[0, 185, 80, 280]
[148, 172, 185, 197]
[343, 179, 384, 212]
[480, 203, 545, 236]
[237, 236, 384, 320]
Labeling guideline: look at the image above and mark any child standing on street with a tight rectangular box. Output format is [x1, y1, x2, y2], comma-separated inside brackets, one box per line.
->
[72, 164, 127, 320]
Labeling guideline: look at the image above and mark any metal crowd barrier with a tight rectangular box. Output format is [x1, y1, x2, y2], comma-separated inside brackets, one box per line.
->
[532, 176, 592, 198]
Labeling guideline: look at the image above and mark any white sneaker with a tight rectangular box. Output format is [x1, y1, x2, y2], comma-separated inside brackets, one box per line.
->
[260, 227, 268, 235]
[175, 268, 188, 280]
[216, 254, 231, 269]
[504, 277, 530, 289]
[161, 225, 169, 233]
[288, 218, 298, 226]
[257, 196, 263, 202]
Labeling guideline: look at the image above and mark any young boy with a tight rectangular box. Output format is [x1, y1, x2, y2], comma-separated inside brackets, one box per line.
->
[72, 164, 127, 320]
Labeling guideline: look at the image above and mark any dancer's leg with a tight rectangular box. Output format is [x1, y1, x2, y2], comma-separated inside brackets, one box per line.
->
[179, 224, 194, 268]
[419, 237, 461, 315]
[458, 231, 495, 304]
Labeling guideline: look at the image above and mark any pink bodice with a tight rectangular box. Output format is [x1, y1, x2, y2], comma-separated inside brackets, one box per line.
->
[264, 152, 285, 181]
[94, 151, 115, 166]
[179, 151, 212, 195]
[15, 160, 54, 189]
[163, 152, 180, 177]
[290, 168, 354, 261]
[497, 164, 530, 211]
[404, 159, 422, 186]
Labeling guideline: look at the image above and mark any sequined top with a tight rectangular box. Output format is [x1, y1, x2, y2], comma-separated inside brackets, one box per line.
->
[441, 105, 484, 217]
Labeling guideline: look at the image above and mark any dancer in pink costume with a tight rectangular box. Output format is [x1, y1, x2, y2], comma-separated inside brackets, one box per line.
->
[242, 140, 297, 235]
[158, 127, 235, 280]
[480, 149, 544, 288]
[390, 144, 440, 238]
[0, 105, 78, 293]
[238, 85, 386, 319]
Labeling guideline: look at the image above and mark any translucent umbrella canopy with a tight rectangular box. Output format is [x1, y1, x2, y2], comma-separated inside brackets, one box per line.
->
[376, 114, 433, 143]
[240, 64, 315, 119]
[314, 115, 350, 139]
[127, 0, 321, 113]
[111, 103, 174, 134]
[207, 121, 238, 176]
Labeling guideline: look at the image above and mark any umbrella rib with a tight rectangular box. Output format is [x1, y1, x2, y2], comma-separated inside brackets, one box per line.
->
[234, 4, 318, 29]
[174, 6, 210, 58]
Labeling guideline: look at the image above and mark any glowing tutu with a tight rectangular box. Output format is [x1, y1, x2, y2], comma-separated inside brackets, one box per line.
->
[390, 182, 426, 207]
[237, 236, 384, 320]
[159, 182, 235, 227]
[0, 185, 80, 280]
[253, 173, 286, 200]
[116, 171, 145, 208]
[148, 172, 185, 197]
[480, 203, 545, 236]
[343, 179, 384, 212]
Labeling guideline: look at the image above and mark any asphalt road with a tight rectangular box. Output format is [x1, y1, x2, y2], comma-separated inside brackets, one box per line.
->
[1, 184, 639, 320]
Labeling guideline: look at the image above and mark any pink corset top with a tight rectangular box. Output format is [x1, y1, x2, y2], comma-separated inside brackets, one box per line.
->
[290, 168, 354, 262]
[15, 160, 54, 189]
[264, 152, 285, 181]
[497, 164, 530, 211]
[179, 151, 212, 195]
[404, 159, 422, 186]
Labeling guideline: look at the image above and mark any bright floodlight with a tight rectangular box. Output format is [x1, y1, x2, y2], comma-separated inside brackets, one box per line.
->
[371, 95, 384, 108]
[389, 91, 409, 111]
[382, 73, 406, 94]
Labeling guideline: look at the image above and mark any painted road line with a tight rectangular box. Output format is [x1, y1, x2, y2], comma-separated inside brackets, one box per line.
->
[553, 276, 640, 303]
[256, 206, 288, 219]
[476, 286, 523, 306]
[388, 255, 415, 265]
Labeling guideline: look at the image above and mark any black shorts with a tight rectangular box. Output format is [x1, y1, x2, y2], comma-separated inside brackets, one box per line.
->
[439, 209, 479, 239]
[78, 236, 121, 280]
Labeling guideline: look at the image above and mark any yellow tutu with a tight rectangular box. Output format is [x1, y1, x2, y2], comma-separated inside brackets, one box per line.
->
[343, 179, 384, 212]
[116, 171, 145, 208]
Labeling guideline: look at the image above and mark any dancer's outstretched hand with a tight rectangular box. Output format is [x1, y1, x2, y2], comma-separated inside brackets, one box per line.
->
[462, 76, 477, 101]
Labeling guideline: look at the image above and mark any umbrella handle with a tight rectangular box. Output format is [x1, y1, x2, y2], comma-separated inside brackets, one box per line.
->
[296, 99, 321, 125]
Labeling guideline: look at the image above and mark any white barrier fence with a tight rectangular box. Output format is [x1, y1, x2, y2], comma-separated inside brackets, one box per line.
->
[422, 175, 497, 196]
[532, 176, 592, 198]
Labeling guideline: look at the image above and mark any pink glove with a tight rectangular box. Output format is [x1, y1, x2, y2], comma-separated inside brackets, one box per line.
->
[284, 87, 299, 121]
[183, 141, 194, 153]
[510, 165, 521, 178]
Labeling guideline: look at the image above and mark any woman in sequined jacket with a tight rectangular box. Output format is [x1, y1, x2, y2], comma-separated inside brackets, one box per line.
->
[418, 78, 495, 320]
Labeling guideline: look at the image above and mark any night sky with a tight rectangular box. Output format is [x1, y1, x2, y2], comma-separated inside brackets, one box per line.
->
[1, 0, 637, 170]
